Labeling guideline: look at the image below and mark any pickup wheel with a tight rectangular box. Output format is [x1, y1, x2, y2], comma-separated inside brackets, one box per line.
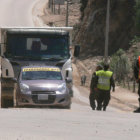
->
[64, 104, 71, 109]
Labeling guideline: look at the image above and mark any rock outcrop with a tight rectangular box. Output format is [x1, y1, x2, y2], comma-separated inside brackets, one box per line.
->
[75, 0, 135, 57]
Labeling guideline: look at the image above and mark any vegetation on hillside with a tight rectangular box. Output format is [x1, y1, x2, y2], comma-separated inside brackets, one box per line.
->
[135, 0, 140, 32]
[110, 48, 140, 91]
[110, 49, 130, 84]
[76, 0, 140, 91]
[80, 0, 88, 19]
[130, 0, 140, 49]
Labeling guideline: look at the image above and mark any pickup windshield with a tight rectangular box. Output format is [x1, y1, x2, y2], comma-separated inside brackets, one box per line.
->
[6, 33, 70, 60]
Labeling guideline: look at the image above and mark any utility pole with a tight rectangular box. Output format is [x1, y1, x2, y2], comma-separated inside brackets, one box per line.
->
[104, 0, 110, 64]
[54, 1, 56, 14]
[66, 0, 69, 27]
[51, 0, 54, 13]
[48, 0, 50, 8]
[58, 4, 61, 14]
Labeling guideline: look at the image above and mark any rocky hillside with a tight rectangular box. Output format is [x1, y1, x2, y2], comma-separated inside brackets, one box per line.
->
[75, 0, 135, 57]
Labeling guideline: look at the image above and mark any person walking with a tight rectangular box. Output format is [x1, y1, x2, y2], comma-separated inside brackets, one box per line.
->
[94, 63, 115, 111]
[134, 56, 140, 113]
[81, 75, 86, 86]
[89, 64, 103, 110]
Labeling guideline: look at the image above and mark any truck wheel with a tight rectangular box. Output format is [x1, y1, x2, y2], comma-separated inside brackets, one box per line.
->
[1, 78, 15, 108]
[1, 98, 13, 108]
[1, 98, 7, 108]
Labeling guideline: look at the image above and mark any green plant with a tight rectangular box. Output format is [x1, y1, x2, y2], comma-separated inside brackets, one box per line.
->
[134, 0, 140, 31]
[110, 49, 130, 83]
[129, 35, 140, 46]
[134, 49, 140, 59]
[97, 61, 104, 67]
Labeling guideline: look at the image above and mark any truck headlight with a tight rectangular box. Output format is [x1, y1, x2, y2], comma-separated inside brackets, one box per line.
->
[56, 83, 67, 94]
[20, 83, 30, 94]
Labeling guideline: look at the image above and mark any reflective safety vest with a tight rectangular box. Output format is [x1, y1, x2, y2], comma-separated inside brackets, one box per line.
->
[96, 70, 113, 91]
[139, 56, 140, 79]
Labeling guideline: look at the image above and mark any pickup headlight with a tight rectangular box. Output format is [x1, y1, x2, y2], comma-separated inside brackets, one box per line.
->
[56, 83, 67, 94]
[20, 83, 30, 94]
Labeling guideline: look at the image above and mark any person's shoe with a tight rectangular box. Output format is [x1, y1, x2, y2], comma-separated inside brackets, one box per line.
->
[103, 106, 106, 111]
[92, 107, 95, 110]
[134, 108, 140, 113]
[97, 106, 101, 111]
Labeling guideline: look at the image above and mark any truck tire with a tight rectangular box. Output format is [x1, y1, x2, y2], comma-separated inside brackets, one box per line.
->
[1, 98, 13, 108]
[1, 98, 7, 108]
[1, 78, 15, 108]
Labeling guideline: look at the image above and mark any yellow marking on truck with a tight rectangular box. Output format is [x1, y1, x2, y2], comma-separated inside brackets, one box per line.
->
[23, 67, 60, 72]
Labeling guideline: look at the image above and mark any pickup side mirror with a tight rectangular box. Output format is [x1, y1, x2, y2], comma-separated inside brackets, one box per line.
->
[74, 45, 80, 57]
[65, 77, 72, 83]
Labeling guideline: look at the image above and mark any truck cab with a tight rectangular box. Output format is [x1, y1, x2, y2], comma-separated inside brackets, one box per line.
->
[0, 27, 77, 107]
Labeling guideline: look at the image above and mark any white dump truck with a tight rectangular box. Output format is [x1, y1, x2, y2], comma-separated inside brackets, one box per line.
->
[0, 27, 80, 107]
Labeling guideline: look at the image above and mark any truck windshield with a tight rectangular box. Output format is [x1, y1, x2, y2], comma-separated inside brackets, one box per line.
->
[6, 34, 70, 60]
[22, 71, 62, 80]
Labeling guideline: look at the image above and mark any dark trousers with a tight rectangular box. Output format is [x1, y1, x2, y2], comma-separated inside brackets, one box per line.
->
[89, 92, 96, 109]
[96, 90, 110, 110]
[138, 83, 140, 106]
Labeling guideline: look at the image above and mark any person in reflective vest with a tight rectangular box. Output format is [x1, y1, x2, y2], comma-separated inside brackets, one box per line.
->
[95, 63, 115, 111]
[134, 56, 140, 113]
[89, 64, 103, 110]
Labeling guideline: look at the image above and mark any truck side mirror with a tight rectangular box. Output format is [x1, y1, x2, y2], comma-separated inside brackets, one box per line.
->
[74, 45, 80, 57]
[11, 78, 17, 83]
[65, 77, 72, 83]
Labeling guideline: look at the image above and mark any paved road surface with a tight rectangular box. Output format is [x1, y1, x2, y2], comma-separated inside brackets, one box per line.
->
[0, 0, 34, 26]
[0, 0, 140, 140]
[0, 104, 139, 140]
[0, 0, 47, 27]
